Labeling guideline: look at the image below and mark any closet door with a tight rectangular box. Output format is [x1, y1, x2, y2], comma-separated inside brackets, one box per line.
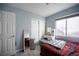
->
[2, 11, 16, 55]
[0, 12, 2, 54]
[7, 12, 16, 55]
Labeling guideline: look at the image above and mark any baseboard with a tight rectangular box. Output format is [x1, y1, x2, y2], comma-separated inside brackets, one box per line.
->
[16, 49, 24, 53]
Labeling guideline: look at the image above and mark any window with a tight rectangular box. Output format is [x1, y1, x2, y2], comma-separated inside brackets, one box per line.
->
[67, 16, 79, 37]
[55, 16, 79, 38]
[55, 19, 66, 36]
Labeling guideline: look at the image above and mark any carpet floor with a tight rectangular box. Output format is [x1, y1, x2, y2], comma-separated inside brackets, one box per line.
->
[14, 45, 40, 56]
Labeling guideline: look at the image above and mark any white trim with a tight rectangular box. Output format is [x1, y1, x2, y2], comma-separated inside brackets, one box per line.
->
[16, 49, 23, 53]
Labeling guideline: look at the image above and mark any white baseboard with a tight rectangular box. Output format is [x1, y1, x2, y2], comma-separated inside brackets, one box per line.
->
[16, 49, 23, 53]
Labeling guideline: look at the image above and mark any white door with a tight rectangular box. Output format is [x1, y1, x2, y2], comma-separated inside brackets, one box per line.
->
[0, 12, 2, 55]
[2, 11, 16, 55]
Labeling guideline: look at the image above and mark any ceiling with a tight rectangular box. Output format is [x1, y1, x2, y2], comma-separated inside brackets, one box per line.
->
[6, 3, 77, 17]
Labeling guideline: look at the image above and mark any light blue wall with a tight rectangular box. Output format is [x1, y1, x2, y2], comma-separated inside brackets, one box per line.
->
[46, 4, 79, 42]
[0, 4, 45, 50]
[46, 4, 79, 29]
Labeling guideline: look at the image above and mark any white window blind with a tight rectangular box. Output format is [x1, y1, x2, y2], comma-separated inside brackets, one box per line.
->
[55, 16, 79, 38]
[55, 19, 66, 36]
